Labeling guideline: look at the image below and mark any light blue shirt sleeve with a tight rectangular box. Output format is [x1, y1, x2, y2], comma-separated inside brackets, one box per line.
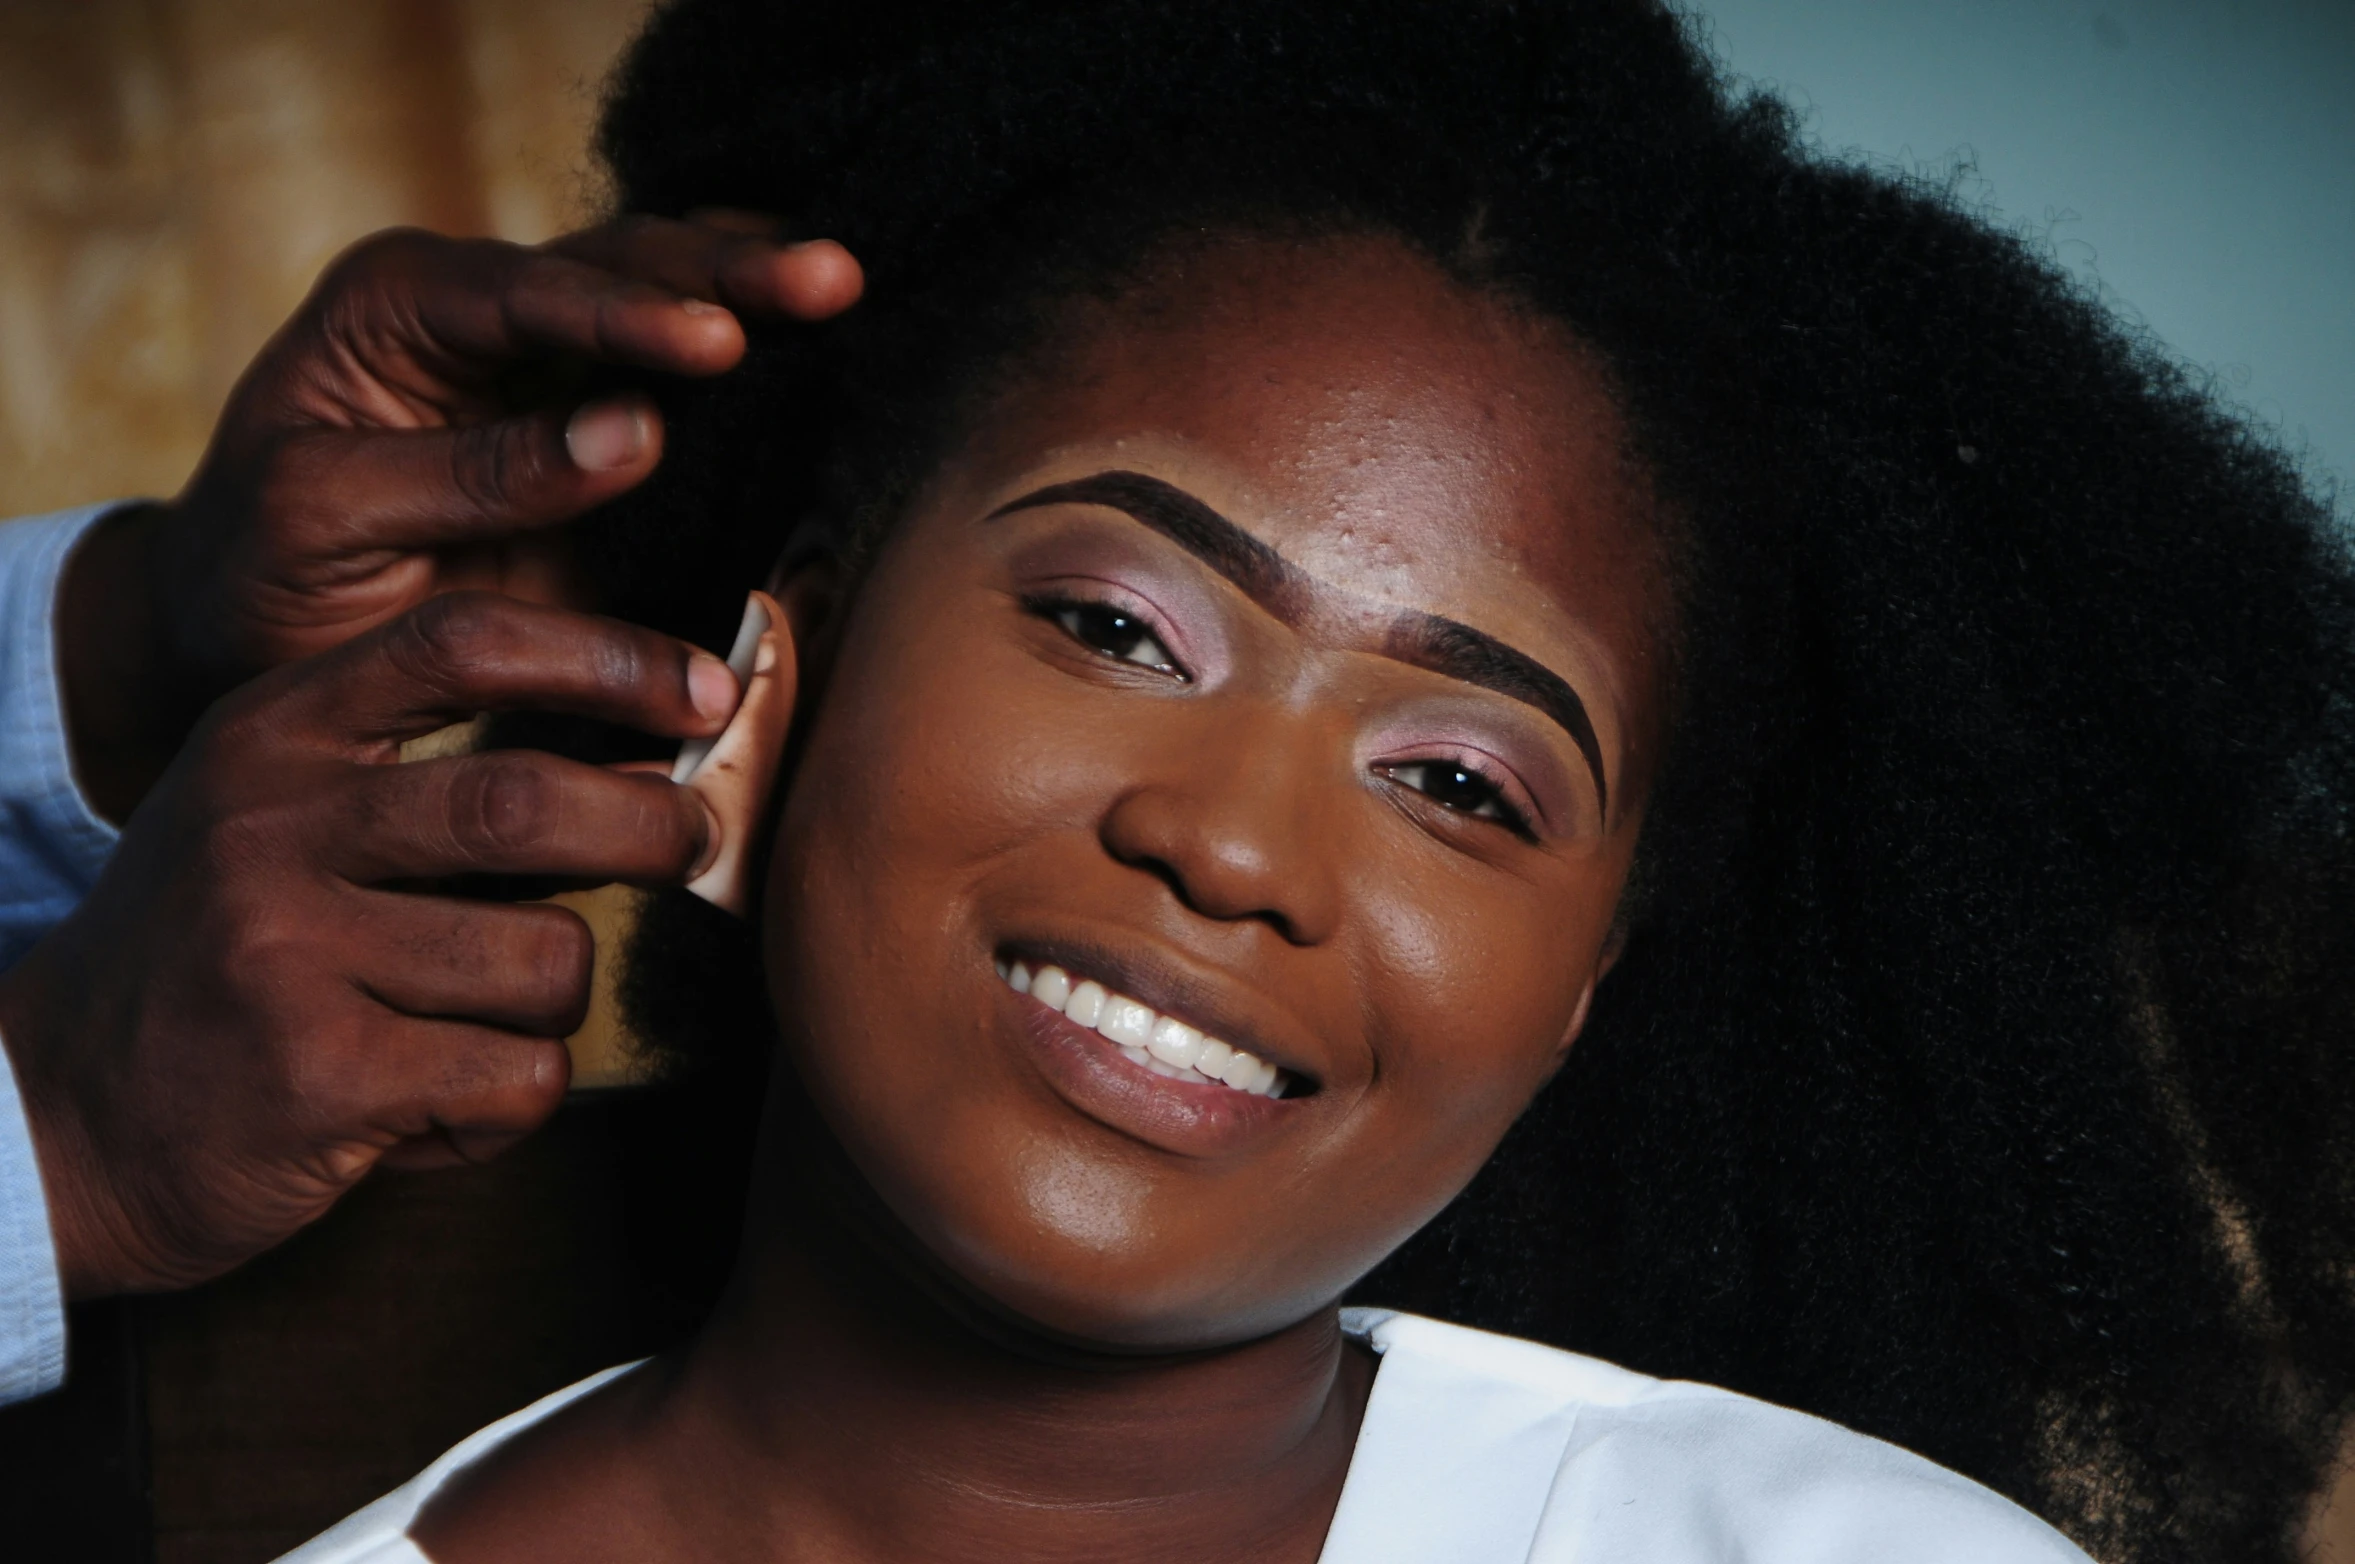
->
[0, 503, 130, 1403]
[0, 1023, 67, 1404]
[0, 505, 125, 968]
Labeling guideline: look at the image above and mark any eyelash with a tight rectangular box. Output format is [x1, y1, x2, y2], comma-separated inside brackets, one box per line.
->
[1023, 591, 1190, 680]
[1375, 755, 1537, 839]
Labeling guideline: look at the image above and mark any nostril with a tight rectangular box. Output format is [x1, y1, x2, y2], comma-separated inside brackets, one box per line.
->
[1103, 833, 1307, 943]
[1098, 781, 1338, 945]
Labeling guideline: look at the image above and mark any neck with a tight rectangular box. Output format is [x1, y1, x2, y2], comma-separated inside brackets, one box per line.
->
[650, 1115, 1373, 1563]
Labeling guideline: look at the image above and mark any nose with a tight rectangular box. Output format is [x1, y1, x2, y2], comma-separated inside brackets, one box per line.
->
[1096, 711, 1344, 946]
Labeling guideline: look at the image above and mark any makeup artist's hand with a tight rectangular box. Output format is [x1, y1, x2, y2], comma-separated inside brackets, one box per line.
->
[59, 214, 861, 821]
[0, 594, 737, 1298]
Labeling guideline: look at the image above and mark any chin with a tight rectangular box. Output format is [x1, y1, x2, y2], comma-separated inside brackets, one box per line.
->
[816, 1112, 1349, 1354]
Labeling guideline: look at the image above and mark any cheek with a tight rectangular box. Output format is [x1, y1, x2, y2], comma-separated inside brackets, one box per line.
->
[778, 609, 1122, 888]
[1343, 855, 1607, 1185]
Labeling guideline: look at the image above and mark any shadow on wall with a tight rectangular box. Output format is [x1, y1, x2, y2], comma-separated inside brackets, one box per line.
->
[0, 0, 646, 519]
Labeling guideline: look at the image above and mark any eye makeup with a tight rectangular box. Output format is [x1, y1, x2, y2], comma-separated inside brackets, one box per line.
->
[1373, 751, 1541, 839]
[1021, 590, 1189, 679]
[986, 469, 1611, 819]
[1360, 699, 1581, 840]
[997, 522, 1235, 685]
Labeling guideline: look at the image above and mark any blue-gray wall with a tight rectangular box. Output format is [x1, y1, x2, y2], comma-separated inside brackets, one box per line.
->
[1688, 0, 2354, 513]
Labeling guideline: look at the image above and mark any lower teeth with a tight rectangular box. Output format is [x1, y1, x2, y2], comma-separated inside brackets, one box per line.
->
[1127, 1046, 1211, 1084]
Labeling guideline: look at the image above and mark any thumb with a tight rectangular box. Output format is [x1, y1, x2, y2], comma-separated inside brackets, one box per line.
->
[675, 591, 794, 915]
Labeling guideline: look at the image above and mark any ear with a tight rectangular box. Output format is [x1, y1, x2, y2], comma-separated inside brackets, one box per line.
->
[674, 589, 795, 916]
[1595, 922, 1628, 983]
[764, 538, 845, 690]
[1550, 925, 1630, 1064]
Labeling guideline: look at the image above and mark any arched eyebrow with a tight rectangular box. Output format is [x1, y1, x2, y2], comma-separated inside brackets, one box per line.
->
[987, 470, 1608, 815]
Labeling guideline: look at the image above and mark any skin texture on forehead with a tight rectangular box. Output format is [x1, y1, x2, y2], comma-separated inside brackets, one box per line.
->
[762, 231, 1676, 1348]
[968, 232, 1674, 800]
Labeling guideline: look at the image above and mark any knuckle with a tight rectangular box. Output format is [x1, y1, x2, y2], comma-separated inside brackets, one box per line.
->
[444, 753, 564, 858]
[446, 420, 546, 516]
[230, 902, 325, 987]
[586, 624, 651, 699]
[389, 593, 514, 686]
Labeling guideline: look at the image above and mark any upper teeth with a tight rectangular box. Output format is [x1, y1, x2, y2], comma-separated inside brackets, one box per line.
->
[999, 960, 1288, 1097]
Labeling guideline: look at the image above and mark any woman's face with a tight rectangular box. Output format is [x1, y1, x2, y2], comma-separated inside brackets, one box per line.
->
[764, 234, 1672, 1348]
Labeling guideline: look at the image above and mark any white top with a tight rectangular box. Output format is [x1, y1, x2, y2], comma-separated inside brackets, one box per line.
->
[276, 1308, 2090, 1563]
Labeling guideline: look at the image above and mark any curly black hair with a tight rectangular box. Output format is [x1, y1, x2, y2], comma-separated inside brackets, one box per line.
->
[579, 4, 2355, 1559]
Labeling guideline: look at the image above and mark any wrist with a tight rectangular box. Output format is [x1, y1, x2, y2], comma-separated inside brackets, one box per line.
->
[0, 957, 153, 1301]
[58, 503, 193, 823]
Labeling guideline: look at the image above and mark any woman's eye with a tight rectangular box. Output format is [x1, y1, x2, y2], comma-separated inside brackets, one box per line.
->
[1044, 599, 1185, 677]
[1380, 760, 1531, 834]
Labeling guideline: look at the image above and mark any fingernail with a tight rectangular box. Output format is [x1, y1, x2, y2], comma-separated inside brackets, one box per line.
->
[565, 399, 650, 471]
[688, 652, 738, 721]
[690, 796, 726, 880]
[679, 298, 723, 316]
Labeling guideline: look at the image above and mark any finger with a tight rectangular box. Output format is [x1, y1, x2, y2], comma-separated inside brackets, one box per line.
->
[546, 216, 863, 323]
[267, 394, 664, 555]
[351, 896, 594, 1036]
[321, 230, 752, 384]
[359, 1015, 570, 1171]
[278, 594, 740, 750]
[329, 748, 718, 886]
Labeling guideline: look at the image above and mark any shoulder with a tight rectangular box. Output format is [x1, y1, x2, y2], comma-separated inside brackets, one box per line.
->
[1327, 1310, 2090, 1564]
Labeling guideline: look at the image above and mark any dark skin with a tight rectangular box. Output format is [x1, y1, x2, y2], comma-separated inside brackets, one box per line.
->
[0, 215, 864, 1297]
[6, 595, 736, 1296]
[416, 234, 1674, 1561]
[61, 214, 863, 822]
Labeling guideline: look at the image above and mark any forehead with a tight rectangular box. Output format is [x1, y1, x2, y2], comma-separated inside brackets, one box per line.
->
[948, 232, 1672, 753]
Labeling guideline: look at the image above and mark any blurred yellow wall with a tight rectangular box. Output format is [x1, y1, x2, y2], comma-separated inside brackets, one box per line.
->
[0, 0, 648, 518]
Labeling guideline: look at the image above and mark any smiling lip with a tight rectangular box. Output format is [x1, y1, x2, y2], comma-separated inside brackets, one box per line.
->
[998, 957, 1290, 1097]
[994, 944, 1310, 1155]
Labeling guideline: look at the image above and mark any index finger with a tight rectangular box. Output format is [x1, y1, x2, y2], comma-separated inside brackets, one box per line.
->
[261, 593, 740, 756]
[285, 225, 864, 421]
[545, 216, 865, 324]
